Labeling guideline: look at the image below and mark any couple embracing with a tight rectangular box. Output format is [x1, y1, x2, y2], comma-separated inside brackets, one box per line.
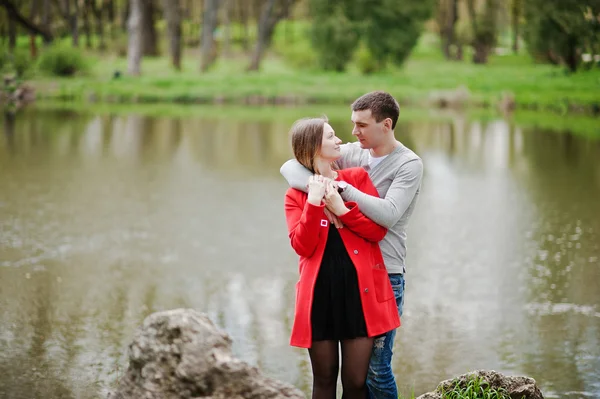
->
[281, 91, 423, 398]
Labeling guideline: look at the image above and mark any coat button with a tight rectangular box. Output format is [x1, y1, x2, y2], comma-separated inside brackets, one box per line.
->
[364, 288, 369, 293]
[353, 250, 359, 254]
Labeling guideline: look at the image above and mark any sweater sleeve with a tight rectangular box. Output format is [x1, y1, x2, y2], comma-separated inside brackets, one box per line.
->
[341, 159, 423, 229]
[284, 189, 326, 257]
[279, 143, 362, 191]
[338, 169, 387, 242]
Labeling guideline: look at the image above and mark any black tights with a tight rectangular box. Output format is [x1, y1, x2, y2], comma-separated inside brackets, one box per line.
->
[308, 337, 373, 399]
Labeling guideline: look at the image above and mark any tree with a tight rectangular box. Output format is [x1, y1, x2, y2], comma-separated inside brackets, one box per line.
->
[0, 0, 54, 44]
[523, 0, 600, 72]
[53, 0, 80, 47]
[88, 0, 107, 50]
[127, 0, 142, 75]
[466, 0, 500, 64]
[141, 0, 158, 56]
[310, 0, 358, 72]
[510, 0, 523, 53]
[247, 0, 296, 71]
[162, 0, 182, 70]
[361, 0, 435, 68]
[200, 0, 219, 72]
[437, 0, 459, 60]
[310, 0, 434, 72]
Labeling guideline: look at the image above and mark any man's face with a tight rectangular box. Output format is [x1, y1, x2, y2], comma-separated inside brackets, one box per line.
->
[351, 109, 387, 149]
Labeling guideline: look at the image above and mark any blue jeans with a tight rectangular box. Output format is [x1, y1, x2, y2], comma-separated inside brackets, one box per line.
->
[366, 274, 405, 399]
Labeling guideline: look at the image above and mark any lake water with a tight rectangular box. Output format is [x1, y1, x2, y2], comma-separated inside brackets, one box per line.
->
[0, 107, 599, 399]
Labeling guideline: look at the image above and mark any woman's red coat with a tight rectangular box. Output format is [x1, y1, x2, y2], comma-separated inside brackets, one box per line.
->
[284, 167, 401, 348]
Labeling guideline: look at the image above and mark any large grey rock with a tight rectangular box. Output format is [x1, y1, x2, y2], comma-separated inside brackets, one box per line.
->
[417, 370, 544, 399]
[109, 309, 304, 399]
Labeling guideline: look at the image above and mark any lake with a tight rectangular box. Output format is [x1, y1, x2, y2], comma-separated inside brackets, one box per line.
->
[0, 106, 599, 398]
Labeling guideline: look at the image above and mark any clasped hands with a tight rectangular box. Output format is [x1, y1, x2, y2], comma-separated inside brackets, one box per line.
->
[307, 175, 347, 229]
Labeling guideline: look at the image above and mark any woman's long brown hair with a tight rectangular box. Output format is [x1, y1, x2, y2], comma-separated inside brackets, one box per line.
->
[289, 116, 328, 174]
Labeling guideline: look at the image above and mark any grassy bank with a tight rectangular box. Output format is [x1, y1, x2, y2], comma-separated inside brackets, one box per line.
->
[3, 28, 595, 115]
[30, 50, 600, 114]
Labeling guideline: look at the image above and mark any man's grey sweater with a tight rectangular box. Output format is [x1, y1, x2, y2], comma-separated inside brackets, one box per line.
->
[280, 142, 423, 275]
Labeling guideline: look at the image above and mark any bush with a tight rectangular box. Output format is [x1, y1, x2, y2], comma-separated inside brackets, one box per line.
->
[37, 44, 88, 77]
[311, 3, 359, 72]
[354, 43, 380, 75]
[0, 47, 33, 77]
[272, 23, 318, 70]
[12, 48, 32, 77]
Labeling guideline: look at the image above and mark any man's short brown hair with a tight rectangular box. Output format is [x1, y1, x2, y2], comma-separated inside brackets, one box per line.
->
[351, 91, 400, 130]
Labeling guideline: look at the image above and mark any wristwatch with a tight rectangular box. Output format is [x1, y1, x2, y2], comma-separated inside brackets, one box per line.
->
[337, 181, 349, 193]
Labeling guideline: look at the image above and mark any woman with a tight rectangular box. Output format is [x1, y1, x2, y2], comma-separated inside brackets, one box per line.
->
[284, 117, 400, 399]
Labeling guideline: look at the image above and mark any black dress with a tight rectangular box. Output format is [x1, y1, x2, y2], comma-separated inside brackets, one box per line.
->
[311, 225, 368, 341]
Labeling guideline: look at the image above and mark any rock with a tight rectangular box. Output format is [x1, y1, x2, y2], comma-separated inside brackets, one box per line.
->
[498, 91, 516, 114]
[416, 370, 544, 399]
[428, 85, 470, 109]
[108, 309, 304, 399]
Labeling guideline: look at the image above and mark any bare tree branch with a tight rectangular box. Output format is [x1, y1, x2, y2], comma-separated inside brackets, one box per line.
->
[0, 0, 54, 42]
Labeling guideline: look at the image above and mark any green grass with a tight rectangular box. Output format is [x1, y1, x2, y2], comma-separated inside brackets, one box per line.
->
[5, 30, 600, 114]
[438, 376, 513, 399]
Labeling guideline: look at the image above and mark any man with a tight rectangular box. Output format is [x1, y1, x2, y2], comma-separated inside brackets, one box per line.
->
[280, 91, 423, 399]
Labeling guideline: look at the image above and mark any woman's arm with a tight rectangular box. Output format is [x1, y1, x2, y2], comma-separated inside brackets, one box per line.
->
[284, 190, 326, 257]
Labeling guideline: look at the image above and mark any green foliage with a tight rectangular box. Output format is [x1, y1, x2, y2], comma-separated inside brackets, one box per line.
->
[0, 47, 33, 77]
[12, 48, 33, 77]
[310, 1, 359, 72]
[523, 0, 600, 71]
[438, 376, 513, 399]
[272, 21, 318, 70]
[309, 0, 435, 71]
[37, 43, 89, 77]
[361, 0, 436, 68]
[354, 43, 379, 74]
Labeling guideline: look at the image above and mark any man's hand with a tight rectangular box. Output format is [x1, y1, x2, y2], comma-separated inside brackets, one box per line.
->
[324, 180, 349, 216]
[324, 207, 343, 229]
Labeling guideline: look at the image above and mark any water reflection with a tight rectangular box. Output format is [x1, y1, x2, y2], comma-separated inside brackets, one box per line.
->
[0, 108, 599, 399]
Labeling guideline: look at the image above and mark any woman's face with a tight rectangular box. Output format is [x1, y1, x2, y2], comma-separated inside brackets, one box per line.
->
[318, 123, 342, 162]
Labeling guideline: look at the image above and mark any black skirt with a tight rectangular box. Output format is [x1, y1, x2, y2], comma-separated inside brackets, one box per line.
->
[311, 225, 368, 342]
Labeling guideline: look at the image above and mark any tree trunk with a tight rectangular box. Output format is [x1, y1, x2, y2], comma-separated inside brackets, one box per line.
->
[127, 0, 143, 75]
[83, 0, 92, 49]
[222, 0, 232, 57]
[121, 0, 130, 32]
[200, 0, 219, 72]
[247, 0, 295, 71]
[8, 11, 16, 50]
[162, 0, 182, 70]
[106, 0, 115, 39]
[239, 0, 249, 51]
[511, 0, 520, 53]
[29, 0, 39, 58]
[42, 0, 51, 45]
[472, 42, 489, 64]
[91, 0, 106, 50]
[442, 0, 458, 60]
[69, 0, 80, 47]
[566, 35, 579, 72]
[141, 0, 158, 56]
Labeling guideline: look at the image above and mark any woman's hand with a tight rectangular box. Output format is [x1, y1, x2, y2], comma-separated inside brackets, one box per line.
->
[307, 175, 326, 205]
[324, 180, 349, 216]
